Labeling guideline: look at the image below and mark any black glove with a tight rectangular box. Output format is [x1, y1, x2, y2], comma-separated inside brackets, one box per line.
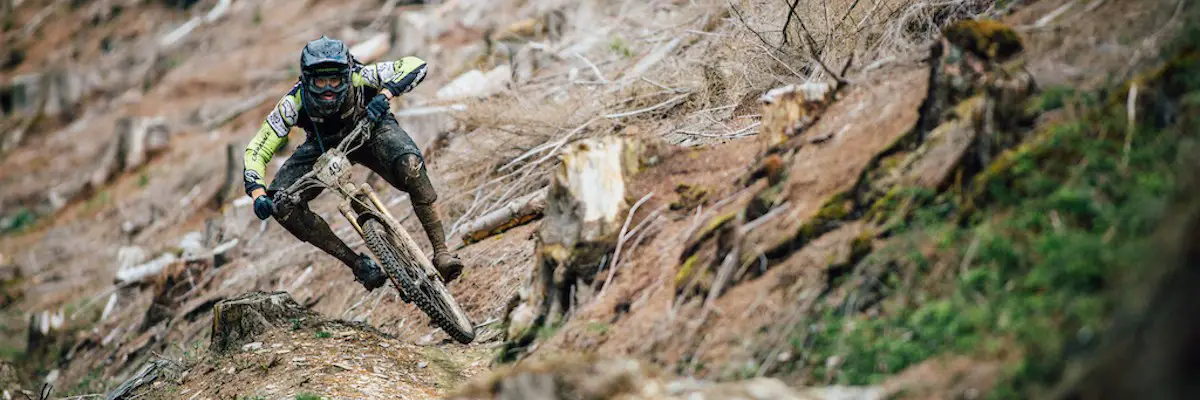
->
[253, 195, 274, 220]
[366, 93, 390, 123]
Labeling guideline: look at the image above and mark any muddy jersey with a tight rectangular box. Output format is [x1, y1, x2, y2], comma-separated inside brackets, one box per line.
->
[242, 57, 428, 195]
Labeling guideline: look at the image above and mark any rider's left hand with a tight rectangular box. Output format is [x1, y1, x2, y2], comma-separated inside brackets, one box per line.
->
[366, 93, 390, 123]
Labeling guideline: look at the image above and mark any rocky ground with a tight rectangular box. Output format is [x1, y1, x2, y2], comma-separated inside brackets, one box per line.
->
[0, 0, 1196, 399]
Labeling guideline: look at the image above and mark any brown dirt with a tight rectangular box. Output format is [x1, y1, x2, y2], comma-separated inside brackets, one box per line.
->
[154, 321, 489, 399]
[0, 0, 1184, 397]
[522, 63, 929, 378]
[1007, 0, 1185, 89]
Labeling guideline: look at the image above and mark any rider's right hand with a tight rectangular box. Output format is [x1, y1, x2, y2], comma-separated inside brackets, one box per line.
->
[253, 195, 274, 220]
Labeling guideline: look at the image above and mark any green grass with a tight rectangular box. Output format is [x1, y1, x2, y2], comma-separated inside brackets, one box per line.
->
[781, 18, 1200, 397]
[0, 208, 37, 234]
[609, 36, 635, 59]
[314, 331, 331, 339]
[295, 393, 322, 400]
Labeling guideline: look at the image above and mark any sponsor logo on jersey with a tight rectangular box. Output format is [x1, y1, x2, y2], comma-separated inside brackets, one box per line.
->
[267, 109, 288, 137]
[279, 96, 298, 124]
[378, 62, 398, 83]
[361, 67, 379, 85]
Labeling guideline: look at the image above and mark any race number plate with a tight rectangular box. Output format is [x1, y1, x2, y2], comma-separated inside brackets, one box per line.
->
[314, 149, 352, 188]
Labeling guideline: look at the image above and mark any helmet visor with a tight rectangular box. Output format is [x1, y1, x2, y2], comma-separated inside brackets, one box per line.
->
[313, 76, 343, 89]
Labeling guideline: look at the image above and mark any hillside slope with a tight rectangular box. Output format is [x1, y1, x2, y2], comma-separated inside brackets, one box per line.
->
[0, 0, 1194, 399]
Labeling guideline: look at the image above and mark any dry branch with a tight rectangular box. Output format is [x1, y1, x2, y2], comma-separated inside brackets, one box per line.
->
[596, 192, 655, 301]
[460, 189, 548, 244]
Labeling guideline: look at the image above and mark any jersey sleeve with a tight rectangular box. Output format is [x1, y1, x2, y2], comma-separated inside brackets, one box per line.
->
[354, 56, 428, 96]
[243, 87, 301, 196]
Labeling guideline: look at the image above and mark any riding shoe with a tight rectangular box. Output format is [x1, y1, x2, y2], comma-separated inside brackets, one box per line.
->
[352, 253, 388, 291]
[433, 252, 464, 283]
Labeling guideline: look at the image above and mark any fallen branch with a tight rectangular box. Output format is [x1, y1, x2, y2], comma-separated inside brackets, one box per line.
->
[596, 192, 655, 301]
[461, 189, 549, 244]
[604, 92, 691, 119]
[1034, 2, 1074, 27]
[575, 53, 608, 83]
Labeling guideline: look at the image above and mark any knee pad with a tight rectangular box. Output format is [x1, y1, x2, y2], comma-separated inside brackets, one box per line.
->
[399, 153, 423, 181]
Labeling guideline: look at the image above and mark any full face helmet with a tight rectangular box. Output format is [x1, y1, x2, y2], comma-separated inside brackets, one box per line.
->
[299, 36, 356, 119]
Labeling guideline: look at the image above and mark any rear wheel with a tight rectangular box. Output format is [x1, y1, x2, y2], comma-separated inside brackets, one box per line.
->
[360, 219, 475, 344]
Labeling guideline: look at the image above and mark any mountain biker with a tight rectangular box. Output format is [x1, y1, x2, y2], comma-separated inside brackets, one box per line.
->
[242, 36, 463, 291]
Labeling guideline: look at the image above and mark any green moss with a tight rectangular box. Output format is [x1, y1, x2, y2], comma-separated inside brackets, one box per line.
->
[781, 28, 1200, 395]
[847, 229, 875, 264]
[674, 254, 703, 287]
[815, 192, 852, 221]
[1026, 85, 1076, 113]
[672, 183, 711, 211]
[585, 321, 611, 335]
[941, 19, 1024, 62]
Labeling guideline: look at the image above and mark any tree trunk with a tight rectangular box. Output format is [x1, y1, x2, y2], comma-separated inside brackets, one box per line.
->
[502, 137, 640, 359]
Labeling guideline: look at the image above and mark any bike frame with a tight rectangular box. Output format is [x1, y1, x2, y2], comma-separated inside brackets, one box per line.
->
[279, 120, 441, 281]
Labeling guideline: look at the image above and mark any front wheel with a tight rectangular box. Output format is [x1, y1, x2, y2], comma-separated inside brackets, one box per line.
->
[360, 219, 475, 344]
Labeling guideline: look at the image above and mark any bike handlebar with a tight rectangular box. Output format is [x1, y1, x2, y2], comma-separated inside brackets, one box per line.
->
[277, 118, 373, 201]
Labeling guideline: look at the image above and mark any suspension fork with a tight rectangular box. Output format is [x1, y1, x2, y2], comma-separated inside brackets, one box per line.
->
[337, 183, 365, 236]
[338, 201, 364, 236]
[361, 183, 398, 224]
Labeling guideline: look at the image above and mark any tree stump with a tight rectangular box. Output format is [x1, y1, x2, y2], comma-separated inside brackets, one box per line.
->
[89, 117, 171, 190]
[210, 291, 309, 353]
[759, 82, 833, 146]
[503, 137, 640, 358]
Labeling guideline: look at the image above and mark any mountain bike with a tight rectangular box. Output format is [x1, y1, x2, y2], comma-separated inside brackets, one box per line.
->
[276, 118, 475, 344]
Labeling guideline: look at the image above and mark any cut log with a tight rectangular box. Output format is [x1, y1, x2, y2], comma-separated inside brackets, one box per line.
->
[114, 253, 176, 285]
[461, 189, 548, 244]
[503, 137, 639, 357]
[105, 359, 167, 400]
[210, 291, 310, 353]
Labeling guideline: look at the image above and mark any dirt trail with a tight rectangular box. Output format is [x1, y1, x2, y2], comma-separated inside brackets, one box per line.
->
[0, 0, 1189, 398]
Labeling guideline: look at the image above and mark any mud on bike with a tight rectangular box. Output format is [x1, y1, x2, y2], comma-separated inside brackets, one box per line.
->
[275, 118, 475, 344]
